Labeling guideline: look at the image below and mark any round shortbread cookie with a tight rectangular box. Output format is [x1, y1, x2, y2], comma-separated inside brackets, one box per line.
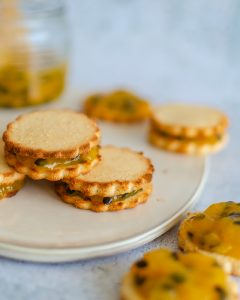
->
[151, 103, 229, 138]
[149, 128, 228, 155]
[66, 146, 154, 197]
[55, 182, 152, 212]
[3, 109, 100, 159]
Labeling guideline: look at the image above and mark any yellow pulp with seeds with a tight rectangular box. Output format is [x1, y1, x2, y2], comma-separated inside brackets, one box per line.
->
[130, 249, 231, 300]
[0, 64, 66, 107]
[0, 180, 24, 199]
[152, 126, 223, 146]
[34, 147, 99, 170]
[13, 146, 100, 170]
[84, 90, 151, 122]
[179, 202, 240, 259]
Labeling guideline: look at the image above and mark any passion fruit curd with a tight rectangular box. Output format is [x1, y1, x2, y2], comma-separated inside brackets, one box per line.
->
[84, 90, 151, 122]
[179, 202, 240, 259]
[152, 126, 223, 145]
[63, 182, 143, 205]
[0, 64, 66, 107]
[129, 249, 231, 300]
[9, 146, 99, 171]
[0, 180, 24, 199]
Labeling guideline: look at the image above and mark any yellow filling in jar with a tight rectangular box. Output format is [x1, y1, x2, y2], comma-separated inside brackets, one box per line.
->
[130, 249, 231, 300]
[180, 202, 240, 259]
[0, 64, 66, 107]
[0, 180, 24, 199]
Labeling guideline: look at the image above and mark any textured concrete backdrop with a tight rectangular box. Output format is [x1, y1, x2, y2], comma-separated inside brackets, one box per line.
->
[0, 1, 239, 299]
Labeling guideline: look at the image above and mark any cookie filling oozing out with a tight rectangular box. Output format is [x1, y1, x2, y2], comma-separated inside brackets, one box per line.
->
[7, 146, 99, 170]
[152, 126, 223, 145]
[62, 182, 143, 205]
[0, 180, 24, 199]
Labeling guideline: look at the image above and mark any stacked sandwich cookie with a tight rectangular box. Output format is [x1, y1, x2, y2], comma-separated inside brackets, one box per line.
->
[3, 110, 101, 181]
[121, 248, 237, 300]
[149, 103, 229, 155]
[179, 201, 240, 276]
[0, 140, 25, 200]
[55, 146, 154, 212]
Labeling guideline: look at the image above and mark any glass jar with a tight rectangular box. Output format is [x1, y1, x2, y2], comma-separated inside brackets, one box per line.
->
[0, 0, 69, 108]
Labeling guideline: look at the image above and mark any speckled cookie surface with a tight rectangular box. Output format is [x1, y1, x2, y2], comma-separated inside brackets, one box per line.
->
[3, 110, 101, 159]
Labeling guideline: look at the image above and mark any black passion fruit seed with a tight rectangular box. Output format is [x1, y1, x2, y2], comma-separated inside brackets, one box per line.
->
[103, 197, 112, 205]
[136, 260, 148, 268]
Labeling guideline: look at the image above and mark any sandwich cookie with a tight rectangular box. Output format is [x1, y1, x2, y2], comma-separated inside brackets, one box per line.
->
[121, 248, 237, 300]
[55, 146, 154, 212]
[179, 201, 240, 276]
[0, 140, 25, 200]
[149, 103, 229, 155]
[3, 110, 101, 181]
[83, 90, 151, 123]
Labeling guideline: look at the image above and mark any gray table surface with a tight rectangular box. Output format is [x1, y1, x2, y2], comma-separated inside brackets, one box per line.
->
[0, 1, 240, 299]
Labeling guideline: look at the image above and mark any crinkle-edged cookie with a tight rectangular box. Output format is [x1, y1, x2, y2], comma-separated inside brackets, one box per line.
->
[121, 248, 238, 300]
[3, 110, 101, 181]
[151, 103, 229, 138]
[179, 201, 240, 276]
[56, 146, 154, 212]
[83, 90, 151, 123]
[0, 140, 25, 199]
[149, 103, 229, 155]
[149, 128, 228, 155]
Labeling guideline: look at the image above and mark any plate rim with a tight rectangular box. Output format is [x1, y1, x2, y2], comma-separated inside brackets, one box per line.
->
[0, 158, 209, 262]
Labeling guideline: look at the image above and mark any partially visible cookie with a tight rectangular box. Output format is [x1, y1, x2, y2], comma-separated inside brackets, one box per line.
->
[83, 90, 151, 123]
[149, 103, 229, 155]
[121, 248, 238, 300]
[56, 146, 154, 212]
[3, 109, 101, 181]
[0, 140, 25, 200]
[178, 201, 240, 276]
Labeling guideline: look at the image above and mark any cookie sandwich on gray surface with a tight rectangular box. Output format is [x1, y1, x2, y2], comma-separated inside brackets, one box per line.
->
[55, 146, 154, 212]
[149, 103, 229, 155]
[3, 110, 101, 181]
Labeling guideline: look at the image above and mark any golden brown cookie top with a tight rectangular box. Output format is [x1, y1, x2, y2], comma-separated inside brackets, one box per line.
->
[3, 110, 101, 159]
[151, 103, 229, 138]
[66, 146, 154, 197]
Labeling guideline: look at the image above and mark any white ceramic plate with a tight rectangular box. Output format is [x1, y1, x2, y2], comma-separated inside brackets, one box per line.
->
[0, 97, 207, 262]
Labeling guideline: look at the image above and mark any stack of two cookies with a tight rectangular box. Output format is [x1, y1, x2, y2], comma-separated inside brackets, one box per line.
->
[2, 110, 153, 211]
[149, 103, 229, 155]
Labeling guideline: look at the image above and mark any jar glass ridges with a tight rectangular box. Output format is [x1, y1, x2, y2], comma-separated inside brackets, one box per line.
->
[0, 0, 69, 107]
